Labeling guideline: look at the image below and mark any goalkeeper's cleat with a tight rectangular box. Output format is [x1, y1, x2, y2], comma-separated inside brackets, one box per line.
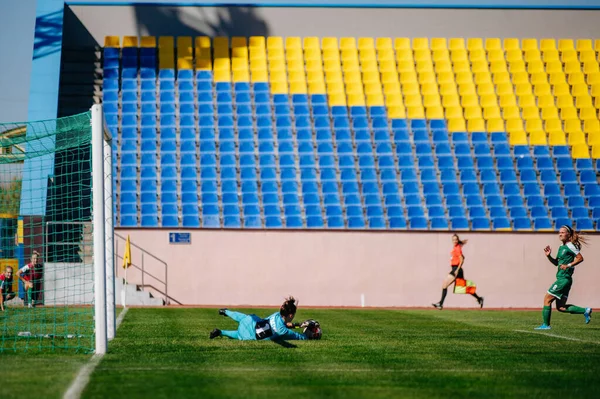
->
[478, 297, 484, 308]
[584, 308, 592, 324]
[209, 328, 221, 339]
[432, 302, 443, 310]
[534, 324, 551, 330]
[218, 308, 227, 317]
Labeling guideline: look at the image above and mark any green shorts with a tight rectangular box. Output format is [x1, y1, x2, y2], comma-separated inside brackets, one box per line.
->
[547, 278, 572, 301]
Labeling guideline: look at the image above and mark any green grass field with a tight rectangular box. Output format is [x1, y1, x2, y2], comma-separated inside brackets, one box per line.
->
[2, 308, 600, 398]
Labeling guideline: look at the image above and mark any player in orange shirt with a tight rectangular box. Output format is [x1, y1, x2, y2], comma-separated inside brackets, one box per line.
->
[432, 234, 484, 310]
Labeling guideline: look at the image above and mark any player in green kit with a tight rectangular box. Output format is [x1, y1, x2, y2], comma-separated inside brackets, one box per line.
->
[535, 225, 592, 330]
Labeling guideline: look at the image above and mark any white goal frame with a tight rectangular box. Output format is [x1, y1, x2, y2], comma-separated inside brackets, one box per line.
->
[91, 104, 116, 354]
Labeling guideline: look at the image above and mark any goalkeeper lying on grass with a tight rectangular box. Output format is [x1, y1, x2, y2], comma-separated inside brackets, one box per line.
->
[210, 296, 322, 341]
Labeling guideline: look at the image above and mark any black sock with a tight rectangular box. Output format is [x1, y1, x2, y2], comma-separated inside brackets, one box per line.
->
[471, 293, 481, 301]
[440, 288, 448, 305]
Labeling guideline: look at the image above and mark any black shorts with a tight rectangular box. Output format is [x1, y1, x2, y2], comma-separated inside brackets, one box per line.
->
[450, 266, 464, 279]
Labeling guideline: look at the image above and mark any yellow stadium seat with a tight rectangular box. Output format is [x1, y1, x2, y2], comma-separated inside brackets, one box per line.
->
[584, 119, 600, 133]
[327, 92, 345, 106]
[104, 36, 120, 47]
[231, 36, 247, 50]
[442, 94, 460, 108]
[501, 38, 519, 50]
[460, 94, 479, 108]
[426, 106, 445, 119]
[348, 93, 366, 106]
[404, 94, 422, 108]
[466, 38, 483, 50]
[530, 72, 548, 85]
[402, 82, 420, 95]
[413, 37, 429, 50]
[542, 49, 560, 63]
[416, 59, 434, 72]
[368, 93, 386, 107]
[568, 131, 586, 145]
[593, 144, 600, 158]
[267, 36, 283, 51]
[545, 59, 563, 74]
[474, 72, 492, 85]
[576, 95, 594, 108]
[414, 49, 432, 63]
[467, 119, 486, 132]
[541, 107, 559, 120]
[378, 49, 395, 62]
[435, 71, 454, 85]
[558, 39, 575, 51]
[471, 60, 489, 73]
[322, 48, 340, 62]
[444, 106, 463, 120]
[233, 69, 250, 82]
[518, 94, 536, 108]
[505, 49, 523, 63]
[485, 38, 502, 51]
[122, 36, 138, 47]
[232, 58, 249, 71]
[522, 106, 540, 121]
[458, 84, 477, 96]
[449, 38, 465, 50]
[526, 119, 543, 132]
[484, 107, 502, 120]
[213, 69, 231, 82]
[557, 94, 575, 108]
[450, 49, 468, 63]
[418, 71, 436, 84]
[584, 62, 600, 74]
[324, 59, 342, 72]
[488, 49, 505, 63]
[308, 81, 326, 94]
[451, 60, 469, 74]
[432, 48, 450, 61]
[595, 96, 600, 109]
[548, 131, 567, 145]
[320, 37, 337, 50]
[549, 72, 567, 86]
[302, 37, 319, 49]
[572, 143, 591, 158]
[396, 49, 414, 63]
[509, 131, 528, 145]
[435, 61, 453, 75]
[394, 37, 410, 50]
[487, 118, 504, 132]
[385, 93, 403, 107]
[377, 60, 395, 73]
[454, 71, 473, 85]
[516, 83, 533, 96]
[499, 93, 517, 107]
[540, 38, 556, 51]
[509, 71, 528, 85]
[431, 38, 448, 50]
[248, 36, 265, 49]
[423, 94, 442, 107]
[399, 70, 417, 84]
[251, 68, 268, 82]
[581, 107, 598, 120]
[522, 38, 538, 50]
[592, 83, 600, 97]
[529, 130, 548, 145]
[564, 60, 581, 74]
[363, 71, 381, 84]
[479, 94, 498, 108]
[534, 83, 552, 97]
[269, 59, 285, 72]
[469, 49, 487, 63]
[288, 70, 306, 83]
[439, 83, 458, 96]
[545, 118, 562, 133]
[588, 132, 600, 146]
[213, 36, 229, 50]
[580, 49, 596, 63]
[375, 37, 392, 50]
[564, 118, 583, 133]
[464, 106, 483, 120]
[361, 59, 379, 72]
[509, 62, 526, 74]
[527, 60, 545, 74]
[506, 118, 523, 132]
[561, 49, 578, 63]
[270, 70, 288, 83]
[364, 82, 382, 96]
[303, 48, 321, 61]
[448, 119, 467, 132]
[387, 106, 406, 119]
[561, 107, 579, 121]
[340, 37, 356, 50]
[477, 83, 495, 96]
[285, 37, 301, 50]
[397, 60, 415, 73]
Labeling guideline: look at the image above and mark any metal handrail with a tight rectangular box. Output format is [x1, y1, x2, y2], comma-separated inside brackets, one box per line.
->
[114, 232, 171, 305]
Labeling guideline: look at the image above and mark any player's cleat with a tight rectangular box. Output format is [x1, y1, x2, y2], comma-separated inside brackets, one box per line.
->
[218, 308, 227, 316]
[584, 308, 592, 324]
[209, 328, 221, 339]
[27, 303, 33, 309]
[534, 324, 551, 330]
[478, 297, 484, 308]
[432, 302, 443, 310]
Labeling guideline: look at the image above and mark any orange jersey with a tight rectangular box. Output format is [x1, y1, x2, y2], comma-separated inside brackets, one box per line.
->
[450, 244, 463, 266]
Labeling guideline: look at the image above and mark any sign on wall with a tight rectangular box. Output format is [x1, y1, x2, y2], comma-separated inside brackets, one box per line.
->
[169, 232, 191, 245]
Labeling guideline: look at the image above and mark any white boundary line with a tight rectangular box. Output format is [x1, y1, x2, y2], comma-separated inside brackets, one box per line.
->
[514, 329, 597, 344]
[63, 308, 129, 399]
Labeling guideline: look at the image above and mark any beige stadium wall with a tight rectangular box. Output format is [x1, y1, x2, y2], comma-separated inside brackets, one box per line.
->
[115, 230, 600, 308]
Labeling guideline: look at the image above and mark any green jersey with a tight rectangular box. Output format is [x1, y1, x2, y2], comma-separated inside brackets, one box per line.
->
[555, 242, 580, 279]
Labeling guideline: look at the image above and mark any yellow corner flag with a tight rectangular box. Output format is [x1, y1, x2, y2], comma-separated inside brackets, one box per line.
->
[122, 235, 132, 269]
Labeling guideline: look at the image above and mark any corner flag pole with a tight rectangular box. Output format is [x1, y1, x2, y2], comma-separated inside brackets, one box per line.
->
[121, 235, 132, 308]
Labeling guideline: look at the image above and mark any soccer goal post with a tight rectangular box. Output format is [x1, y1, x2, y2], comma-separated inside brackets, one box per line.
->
[0, 105, 115, 354]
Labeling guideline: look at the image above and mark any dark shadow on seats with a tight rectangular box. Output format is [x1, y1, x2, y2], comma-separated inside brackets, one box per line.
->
[133, 5, 270, 38]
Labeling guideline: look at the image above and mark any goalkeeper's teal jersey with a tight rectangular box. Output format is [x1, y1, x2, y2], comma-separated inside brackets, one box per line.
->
[263, 312, 307, 341]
